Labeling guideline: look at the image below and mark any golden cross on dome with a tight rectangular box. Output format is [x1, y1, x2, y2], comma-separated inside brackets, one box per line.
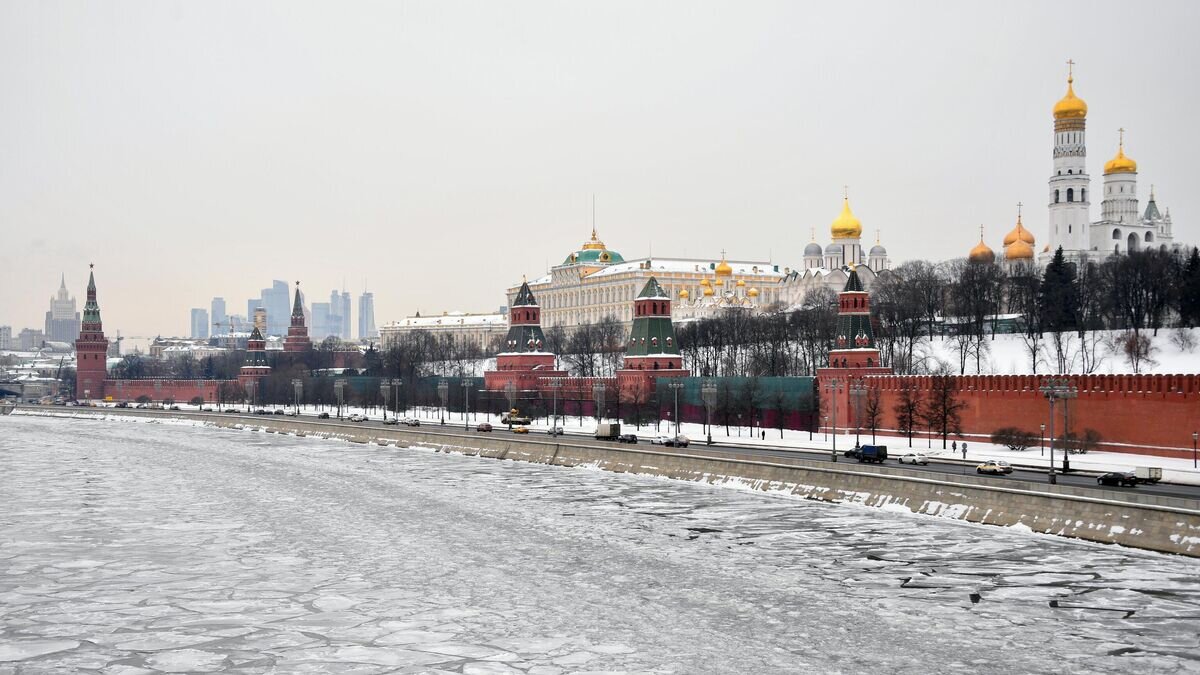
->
[1118, 127, 1125, 147]
[1017, 201, 1023, 219]
[842, 185, 849, 200]
[979, 224, 985, 240]
[1066, 59, 1075, 81]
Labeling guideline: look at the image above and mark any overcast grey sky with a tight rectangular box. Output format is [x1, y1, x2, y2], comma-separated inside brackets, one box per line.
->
[2, 1, 1197, 338]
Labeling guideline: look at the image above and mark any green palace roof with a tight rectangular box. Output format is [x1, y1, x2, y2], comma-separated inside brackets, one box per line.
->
[562, 229, 623, 265]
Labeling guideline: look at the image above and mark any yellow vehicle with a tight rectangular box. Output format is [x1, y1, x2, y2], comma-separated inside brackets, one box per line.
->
[976, 460, 1013, 475]
[512, 426, 530, 434]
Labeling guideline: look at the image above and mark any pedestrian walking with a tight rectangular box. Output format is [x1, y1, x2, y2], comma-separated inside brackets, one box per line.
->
[952, 440, 958, 452]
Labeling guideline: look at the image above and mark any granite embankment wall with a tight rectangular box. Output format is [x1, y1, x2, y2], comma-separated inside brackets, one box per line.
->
[21, 408, 1200, 557]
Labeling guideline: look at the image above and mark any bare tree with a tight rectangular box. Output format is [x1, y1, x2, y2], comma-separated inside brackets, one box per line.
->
[892, 380, 922, 448]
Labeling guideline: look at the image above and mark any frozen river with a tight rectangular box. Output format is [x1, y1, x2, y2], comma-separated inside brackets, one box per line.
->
[1, 415, 1198, 674]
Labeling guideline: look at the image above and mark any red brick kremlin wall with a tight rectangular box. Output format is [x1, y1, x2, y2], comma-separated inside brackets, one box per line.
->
[103, 379, 231, 404]
[866, 374, 1200, 458]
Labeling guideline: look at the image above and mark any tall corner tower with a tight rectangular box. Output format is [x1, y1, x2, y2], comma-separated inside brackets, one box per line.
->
[74, 264, 109, 400]
[1047, 61, 1092, 259]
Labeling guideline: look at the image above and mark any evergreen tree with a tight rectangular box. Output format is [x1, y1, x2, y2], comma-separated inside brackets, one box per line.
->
[1181, 247, 1200, 328]
[1039, 247, 1079, 333]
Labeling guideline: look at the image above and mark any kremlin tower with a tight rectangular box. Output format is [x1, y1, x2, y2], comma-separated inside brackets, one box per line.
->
[282, 282, 312, 353]
[816, 266, 892, 430]
[617, 277, 689, 393]
[239, 325, 271, 388]
[484, 280, 566, 391]
[74, 264, 109, 401]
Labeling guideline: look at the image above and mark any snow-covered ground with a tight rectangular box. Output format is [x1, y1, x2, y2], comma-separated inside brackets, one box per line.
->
[923, 327, 1200, 375]
[66, 398, 1200, 486]
[2, 415, 1198, 673]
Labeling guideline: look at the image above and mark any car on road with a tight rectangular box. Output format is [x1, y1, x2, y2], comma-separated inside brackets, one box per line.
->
[318, 412, 330, 419]
[223, 408, 238, 414]
[618, 433, 638, 444]
[897, 453, 929, 465]
[1097, 471, 1138, 487]
[285, 410, 299, 417]
[512, 426, 530, 434]
[654, 434, 689, 448]
[348, 414, 367, 422]
[476, 423, 493, 432]
[547, 426, 564, 436]
[273, 409, 285, 415]
[201, 407, 214, 412]
[843, 448, 860, 459]
[976, 460, 1013, 475]
[135, 403, 148, 409]
[169, 405, 181, 411]
[401, 417, 421, 427]
[382, 417, 398, 425]
[255, 408, 269, 415]
[115, 401, 129, 408]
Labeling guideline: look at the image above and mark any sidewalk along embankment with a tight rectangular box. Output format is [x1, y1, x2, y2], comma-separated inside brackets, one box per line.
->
[19, 407, 1200, 557]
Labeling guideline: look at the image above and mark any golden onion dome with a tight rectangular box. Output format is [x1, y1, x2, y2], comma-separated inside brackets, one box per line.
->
[1006, 239, 1035, 260]
[1002, 216, 1035, 247]
[700, 277, 711, 287]
[968, 237, 996, 264]
[1053, 73, 1087, 120]
[702, 285, 715, 297]
[678, 288, 689, 300]
[714, 277, 724, 287]
[1104, 142, 1137, 175]
[736, 279, 746, 287]
[831, 198, 862, 239]
[714, 255, 733, 277]
[748, 287, 760, 298]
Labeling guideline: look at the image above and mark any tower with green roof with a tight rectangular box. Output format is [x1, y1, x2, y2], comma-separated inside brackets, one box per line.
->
[816, 266, 892, 433]
[485, 279, 567, 393]
[617, 276, 689, 395]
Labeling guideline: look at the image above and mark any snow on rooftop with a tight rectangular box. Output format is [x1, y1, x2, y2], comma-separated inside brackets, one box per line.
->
[384, 313, 507, 329]
[587, 258, 785, 280]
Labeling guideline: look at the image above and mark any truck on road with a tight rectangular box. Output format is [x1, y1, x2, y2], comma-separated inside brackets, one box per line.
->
[594, 422, 621, 440]
[856, 445, 888, 464]
[1133, 467, 1162, 485]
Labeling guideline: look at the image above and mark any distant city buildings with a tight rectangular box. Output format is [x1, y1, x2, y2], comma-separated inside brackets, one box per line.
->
[335, 290, 352, 340]
[211, 297, 227, 333]
[190, 308, 209, 339]
[358, 292, 377, 340]
[0, 326, 11, 350]
[18, 328, 45, 351]
[44, 275, 80, 344]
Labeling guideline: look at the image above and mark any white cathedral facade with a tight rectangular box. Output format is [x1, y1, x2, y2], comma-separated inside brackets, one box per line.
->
[1043, 64, 1182, 263]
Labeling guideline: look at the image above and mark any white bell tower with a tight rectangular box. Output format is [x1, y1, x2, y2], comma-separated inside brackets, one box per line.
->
[1046, 61, 1092, 261]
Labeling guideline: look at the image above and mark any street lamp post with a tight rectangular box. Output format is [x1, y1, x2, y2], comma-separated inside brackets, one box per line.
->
[1039, 377, 1077, 484]
[462, 378, 471, 430]
[1040, 423, 1046, 456]
[547, 378, 563, 432]
[1193, 431, 1198, 469]
[292, 378, 303, 415]
[823, 378, 843, 462]
[334, 379, 346, 419]
[849, 378, 867, 445]
[668, 380, 684, 437]
[504, 381, 517, 429]
[701, 380, 717, 446]
[592, 381, 606, 424]
[438, 379, 449, 425]
[379, 381, 390, 421]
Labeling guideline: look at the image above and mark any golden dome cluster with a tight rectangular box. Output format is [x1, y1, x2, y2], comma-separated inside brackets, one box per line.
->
[968, 211, 1036, 263]
[1002, 216, 1035, 247]
[830, 198, 863, 239]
